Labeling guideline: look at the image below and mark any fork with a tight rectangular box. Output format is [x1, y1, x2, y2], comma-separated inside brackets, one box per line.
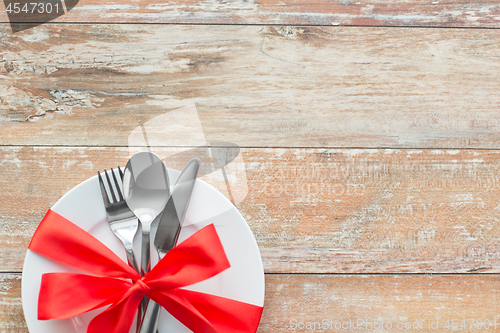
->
[98, 167, 140, 273]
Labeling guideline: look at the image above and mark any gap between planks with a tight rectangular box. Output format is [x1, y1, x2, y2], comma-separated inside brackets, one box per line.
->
[2, 0, 500, 28]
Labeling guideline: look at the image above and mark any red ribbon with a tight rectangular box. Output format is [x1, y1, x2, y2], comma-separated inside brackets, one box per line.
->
[29, 209, 263, 333]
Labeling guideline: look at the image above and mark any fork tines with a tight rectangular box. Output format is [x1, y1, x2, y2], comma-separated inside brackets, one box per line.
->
[98, 167, 123, 204]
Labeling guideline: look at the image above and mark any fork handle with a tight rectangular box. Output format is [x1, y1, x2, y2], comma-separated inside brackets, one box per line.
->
[123, 242, 139, 273]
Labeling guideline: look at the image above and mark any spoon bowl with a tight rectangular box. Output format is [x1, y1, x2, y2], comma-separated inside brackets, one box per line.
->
[122, 151, 170, 276]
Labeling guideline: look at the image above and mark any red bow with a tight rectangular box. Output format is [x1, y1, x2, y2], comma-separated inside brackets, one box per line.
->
[29, 209, 263, 333]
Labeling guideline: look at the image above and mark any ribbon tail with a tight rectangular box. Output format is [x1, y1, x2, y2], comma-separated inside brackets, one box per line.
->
[153, 289, 263, 333]
[38, 273, 132, 320]
[179, 290, 263, 333]
[87, 287, 144, 333]
[153, 289, 218, 333]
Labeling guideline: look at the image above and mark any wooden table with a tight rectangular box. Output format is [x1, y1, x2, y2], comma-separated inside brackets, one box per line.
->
[2, 1, 500, 332]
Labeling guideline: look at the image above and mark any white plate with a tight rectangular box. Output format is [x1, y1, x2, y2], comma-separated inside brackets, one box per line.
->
[22, 169, 265, 333]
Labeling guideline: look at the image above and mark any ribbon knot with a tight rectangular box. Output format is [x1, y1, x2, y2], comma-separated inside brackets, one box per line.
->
[131, 278, 151, 297]
[29, 209, 263, 333]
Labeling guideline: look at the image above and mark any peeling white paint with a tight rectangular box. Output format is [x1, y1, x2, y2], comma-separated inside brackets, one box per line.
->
[0, 149, 22, 168]
[446, 150, 460, 155]
[196, 0, 259, 11]
[20, 29, 49, 43]
[406, 150, 422, 156]
[74, 4, 138, 11]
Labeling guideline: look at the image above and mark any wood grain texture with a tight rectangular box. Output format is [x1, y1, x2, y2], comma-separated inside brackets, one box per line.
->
[4, 273, 500, 333]
[2, 25, 500, 148]
[261, 274, 500, 332]
[2, 8, 500, 331]
[3, 146, 500, 273]
[0, 274, 26, 333]
[2, 0, 500, 28]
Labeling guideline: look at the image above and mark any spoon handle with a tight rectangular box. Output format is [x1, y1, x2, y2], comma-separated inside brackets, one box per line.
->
[139, 251, 166, 333]
[139, 222, 152, 332]
[140, 222, 152, 277]
[139, 299, 161, 333]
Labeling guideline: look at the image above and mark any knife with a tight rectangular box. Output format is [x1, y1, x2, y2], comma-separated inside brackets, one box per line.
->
[139, 158, 200, 333]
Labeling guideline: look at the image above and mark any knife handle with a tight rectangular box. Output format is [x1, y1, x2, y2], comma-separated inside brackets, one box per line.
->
[139, 298, 161, 333]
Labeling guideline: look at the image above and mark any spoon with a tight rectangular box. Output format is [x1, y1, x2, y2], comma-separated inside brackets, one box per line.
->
[122, 152, 170, 277]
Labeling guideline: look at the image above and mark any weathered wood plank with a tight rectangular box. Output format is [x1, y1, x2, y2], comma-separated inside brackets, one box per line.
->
[4, 273, 500, 333]
[2, 0, 500, 28]
[2, 147, 500, 273]
[2, 25, 500, 148]
[261, 274, 500, 332]
[0, 274, 27, 333]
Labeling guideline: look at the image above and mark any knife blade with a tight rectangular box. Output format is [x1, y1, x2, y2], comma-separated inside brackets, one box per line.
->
[154, 158, 200, 256]
[139, 158, 200, 333]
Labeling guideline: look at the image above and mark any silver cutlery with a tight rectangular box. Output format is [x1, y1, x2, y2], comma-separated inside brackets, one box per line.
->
[139, 158, 201, 333]
[98, 167, 140, 273]
[122, 152, 170, 278]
